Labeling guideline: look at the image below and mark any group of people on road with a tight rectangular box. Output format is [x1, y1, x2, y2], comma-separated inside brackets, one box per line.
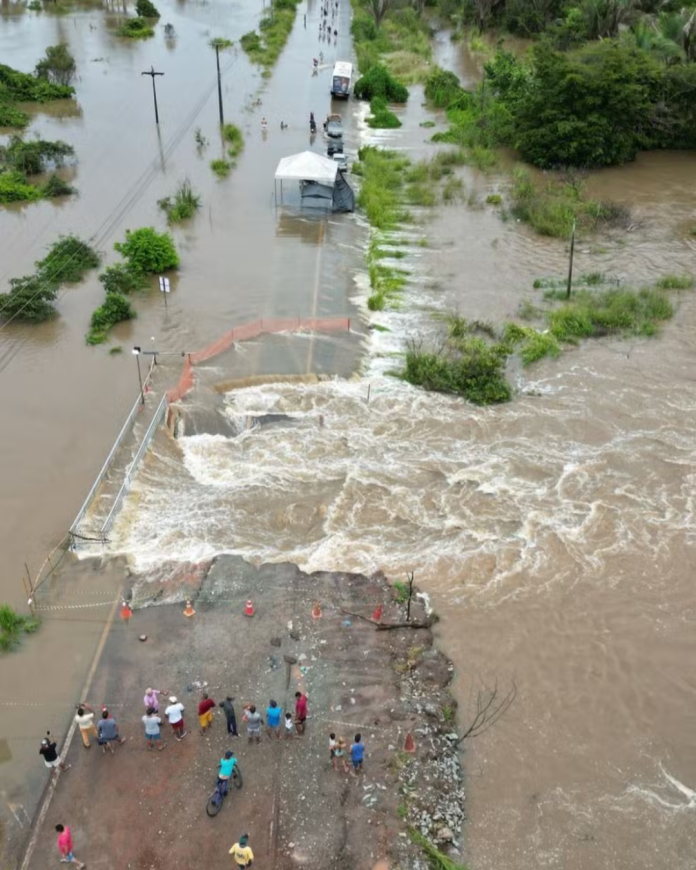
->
[329, 732, 365, 775]
[242, 691, 308, 743]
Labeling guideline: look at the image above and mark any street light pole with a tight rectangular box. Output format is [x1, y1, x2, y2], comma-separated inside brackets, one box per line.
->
[132, 347, 144, 406]
[141, 66, 164, 125]
[566, 220, 576, 300]
[215, 45, 224, 125]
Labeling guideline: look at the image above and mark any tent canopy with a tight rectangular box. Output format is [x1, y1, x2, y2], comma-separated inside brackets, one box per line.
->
[275, 151, 339, 186]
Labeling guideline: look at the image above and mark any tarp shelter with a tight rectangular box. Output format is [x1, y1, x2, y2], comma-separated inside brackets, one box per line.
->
[274, 151, 354, 212]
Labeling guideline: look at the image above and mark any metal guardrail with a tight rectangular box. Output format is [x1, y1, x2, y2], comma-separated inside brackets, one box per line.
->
[101, 393, 168, 538]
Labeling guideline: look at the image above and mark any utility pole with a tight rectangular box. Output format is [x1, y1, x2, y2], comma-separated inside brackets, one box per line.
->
[215, 45, 224, 125]
[141, 66, 164, 124]
[566, 220, 576, 300]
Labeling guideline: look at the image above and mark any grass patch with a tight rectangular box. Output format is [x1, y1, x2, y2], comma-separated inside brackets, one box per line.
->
[116, 17, 155, 38]
[510, 170, 631, 238]
[371, 323, 390, 332]
[158, 178, 201, 224]
[655, 274, 693, 290]
[442, 176, 465, 204]
[211, 158, 232, 178]
[240, 0, 302, 68]
[547, 287, 673, 341]
[356, 146, 412, 231]
[0, 604, 40, 653]
[222, 123, 244, 159]
[351, 7, 431, 84]
[486, 193, 502, 205]
[420, 120, 436, 128]
[409, 829, 469, 870]
[502, 322, 561, 364]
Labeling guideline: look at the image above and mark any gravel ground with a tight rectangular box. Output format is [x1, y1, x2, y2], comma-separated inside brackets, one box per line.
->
[24, 556, 465, 870]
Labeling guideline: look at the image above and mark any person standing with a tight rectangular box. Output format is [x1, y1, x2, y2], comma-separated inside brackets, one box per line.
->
[294, 691, 308, 735]
[219, 696, 238, 736]
[265, 700, 282, 740]
[143, 687, 167, 713]
[165, 696, 187, 740]
[334, 737, 349, 773]
[74, 703, 98, 749]
[55, 824, 85, 868]
[40, 735, 70, 776]
[142, 706, 166, 751]
[329, 732, 337, 769]
[97, 709, 127, 755]
[284, 712, 295, 739]
[198, 693, 216, 735]
[350, 733, 365, 776]
[229, 834, 254, 869]
[245, 705, 262, 744]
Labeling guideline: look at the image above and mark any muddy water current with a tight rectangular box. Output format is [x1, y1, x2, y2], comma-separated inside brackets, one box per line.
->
[2, 4, 696, 870]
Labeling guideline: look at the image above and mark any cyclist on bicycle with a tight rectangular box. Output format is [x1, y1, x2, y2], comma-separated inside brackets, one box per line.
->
[218, 750, 236, 796]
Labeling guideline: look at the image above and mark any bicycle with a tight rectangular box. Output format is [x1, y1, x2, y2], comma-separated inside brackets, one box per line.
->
[206, 764, 243, 817]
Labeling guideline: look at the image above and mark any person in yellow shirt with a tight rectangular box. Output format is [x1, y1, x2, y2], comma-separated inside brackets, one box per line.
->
[229, 834, 254, 868]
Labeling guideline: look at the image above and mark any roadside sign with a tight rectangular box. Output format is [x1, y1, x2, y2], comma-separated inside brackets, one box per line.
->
[158, 276, 170, 307]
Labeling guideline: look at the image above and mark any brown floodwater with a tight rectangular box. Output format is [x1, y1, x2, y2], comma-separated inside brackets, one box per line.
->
[2, 4, 696, 870]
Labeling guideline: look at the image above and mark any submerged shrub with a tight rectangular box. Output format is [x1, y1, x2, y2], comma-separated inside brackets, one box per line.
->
[210, 158, 231, 177]
[34, 44, 77, 86]
[366, 95, 402, 128]
[135, 0, 160, 16]
[354, 64, 409, 102]
[87, 292, 135, 344]
[158, 179, 202, 223]
[116, 17, 155, 38]
[222, 123, 244, 159]
[114, 227, 179, 272]
[0, 274, 58, 322]
[36, 236, 100, 283]
[99, 263, 148, 295]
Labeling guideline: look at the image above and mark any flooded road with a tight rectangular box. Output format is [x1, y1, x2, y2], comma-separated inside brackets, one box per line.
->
[2, 4, 696, 870]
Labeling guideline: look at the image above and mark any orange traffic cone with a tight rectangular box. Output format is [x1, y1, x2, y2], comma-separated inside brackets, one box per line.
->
[371, 604, 383, 622]
[244, 599, 255, 617]
[183, 600, 196, 618]
[120, 602, 132, 621]
[404, 732, 416, 753]
[311, 602, 322, 620]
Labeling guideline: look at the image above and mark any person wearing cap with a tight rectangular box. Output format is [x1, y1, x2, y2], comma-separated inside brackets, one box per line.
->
[165, 696, 187, 740]
[39, 733, 70, 777]
[143, 687, 167, 713]
[229, 834, 253, 869]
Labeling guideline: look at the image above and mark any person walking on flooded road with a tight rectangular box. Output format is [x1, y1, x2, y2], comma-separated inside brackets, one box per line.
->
[219, 696, 238, 736]
[55, 823, 85, 868]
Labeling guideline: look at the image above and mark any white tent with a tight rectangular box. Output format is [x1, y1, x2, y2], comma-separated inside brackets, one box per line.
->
[275, 151, 338, 186]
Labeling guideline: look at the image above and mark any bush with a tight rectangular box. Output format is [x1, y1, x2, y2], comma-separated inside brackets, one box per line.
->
[87, 293, 135, 344]
[0, 62, 75, 101]
[0, 603, 40, 653]
[424, 67, 466, 108]
[42, 174, 76, 197]
[367, 96, 402, 128]
[0, 274, 58, 322]
[354, 64, 409, 102]
[210, 158, 231, 177]
[0, 135, 74, 174]
[34, 45, 76, 86]
[222, 123, 244, 159]
[0, 103, 29, 127]
[403, 338, 512, 405]
[116, 17, 155, 38]
[135, 0, 160, 16]
[99, 263, 148, 295]
[114, 227, 179, 272]
[158, 179, 201, 223]
[0, 169, 43, 203]
[36, 236, 101, 283]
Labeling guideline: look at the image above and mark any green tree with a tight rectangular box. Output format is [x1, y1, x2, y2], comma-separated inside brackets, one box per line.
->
[0, 274, 58, 322]
[114, 227, 179, 272]
[135, 0, 160, 17]
[34, 45, 77, 86]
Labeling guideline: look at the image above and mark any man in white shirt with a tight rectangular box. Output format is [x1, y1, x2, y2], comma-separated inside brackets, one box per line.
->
[74, 703, 98, 748]
[164, 696, 187, 740]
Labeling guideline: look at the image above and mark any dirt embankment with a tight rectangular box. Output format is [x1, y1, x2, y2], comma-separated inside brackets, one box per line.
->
[23, 556, 465, 870]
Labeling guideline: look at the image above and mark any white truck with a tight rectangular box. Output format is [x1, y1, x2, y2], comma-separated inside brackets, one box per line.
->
[331, 61, 353, 99]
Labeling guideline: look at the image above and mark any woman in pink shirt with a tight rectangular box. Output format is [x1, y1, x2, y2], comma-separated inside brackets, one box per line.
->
[55, 824, 85, 868]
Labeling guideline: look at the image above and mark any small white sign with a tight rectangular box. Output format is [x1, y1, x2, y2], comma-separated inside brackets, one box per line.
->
[158, 276, 171, 293]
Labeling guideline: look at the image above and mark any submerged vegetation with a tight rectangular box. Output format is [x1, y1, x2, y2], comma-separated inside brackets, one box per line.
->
[210, 158, 232, 177]
[0, 60, 75, 130]
[0, 236, 100, 323]
[351, 3, 432, 84]
[86, 292, 135, 345]
[222, 123, 245, 160]
[35, 44, 77, 86]
[240, 0, 303, 69]
[116, 16, 156, 38]
[0, 136, 76, 203]
[158, 179, 202, 224]
[114, 227, 179, 273]
[0, 604, 40, 653]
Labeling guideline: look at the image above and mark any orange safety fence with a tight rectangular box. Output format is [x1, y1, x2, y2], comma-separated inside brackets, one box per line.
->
[166, 316, 351, 403]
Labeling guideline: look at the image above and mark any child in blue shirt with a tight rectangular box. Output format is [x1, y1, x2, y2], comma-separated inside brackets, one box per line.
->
[350, 733, 365, 775]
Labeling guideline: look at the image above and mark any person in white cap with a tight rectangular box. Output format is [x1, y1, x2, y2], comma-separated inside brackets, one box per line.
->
[164, 696, 187, 740]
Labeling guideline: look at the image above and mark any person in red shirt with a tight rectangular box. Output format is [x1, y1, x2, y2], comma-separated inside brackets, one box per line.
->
[55, 823, 85, 868]
[294, 691, 308, 735]
[198, 693, 216, 734]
